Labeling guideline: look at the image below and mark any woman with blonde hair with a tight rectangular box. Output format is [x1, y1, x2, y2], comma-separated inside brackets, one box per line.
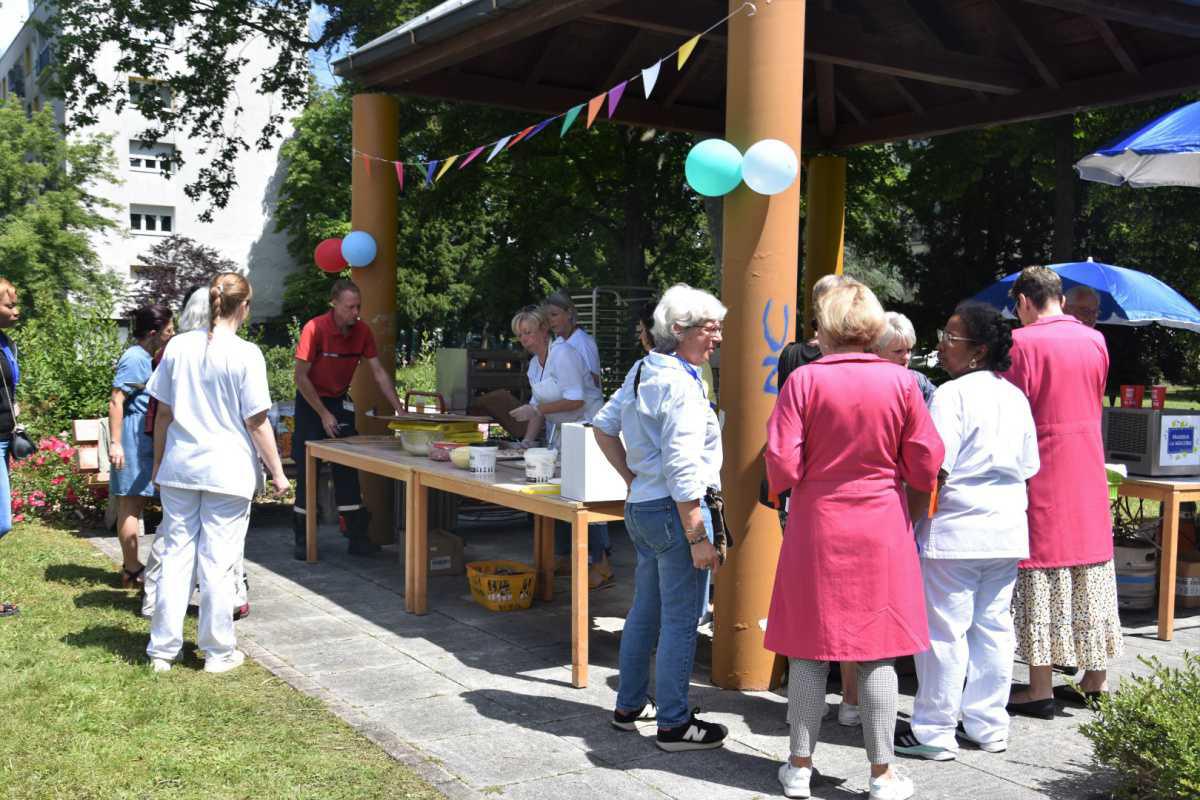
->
[0, 278, 21, 618]
[146, 273, 287, 673]
[766, 282, 943, 800]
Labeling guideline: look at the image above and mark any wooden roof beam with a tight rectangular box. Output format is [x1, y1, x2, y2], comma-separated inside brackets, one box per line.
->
[991, 0, 1064, 88]
[603, 28, 646, 87]
[1020, 0, 1200, 38]
[398, 72, 724, 135]
[525, 28, 569, 86]
[888, 77, 926, 113]
[1090, 17, 1142, 73]
[829, 51, 1200, 147]
[664, 42, 713, 107]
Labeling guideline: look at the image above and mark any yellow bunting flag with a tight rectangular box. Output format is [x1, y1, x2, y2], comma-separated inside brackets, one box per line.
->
[677, 35, 700, 70]
[586, 93, 606, 128]
[435, 155, 458, 182]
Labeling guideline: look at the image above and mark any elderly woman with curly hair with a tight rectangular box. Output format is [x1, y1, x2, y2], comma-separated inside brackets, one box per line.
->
[766, 282, 943, 800]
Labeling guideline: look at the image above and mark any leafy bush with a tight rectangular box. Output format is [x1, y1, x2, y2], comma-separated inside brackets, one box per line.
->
[1081, 653, 1200, 799]
[9, 435, 106, 523]
[257, 317, 301, 403]
[13, 309, 124, 438]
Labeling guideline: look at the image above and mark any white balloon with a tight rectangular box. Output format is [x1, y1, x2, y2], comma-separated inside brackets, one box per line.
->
[741, 139, 799, 195]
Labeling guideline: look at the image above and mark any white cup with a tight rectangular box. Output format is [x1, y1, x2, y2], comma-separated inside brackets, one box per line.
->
[524, 448, 557, 482]
[468, 446, 498, 474]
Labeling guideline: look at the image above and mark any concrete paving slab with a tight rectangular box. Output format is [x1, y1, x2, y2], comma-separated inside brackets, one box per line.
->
[494, 767, 671, 799]
[420, 722, 598, 788]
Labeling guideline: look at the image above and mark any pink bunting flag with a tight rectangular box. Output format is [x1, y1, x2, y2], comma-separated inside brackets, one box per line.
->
[607, 80, 628, 119]
[586, 93, 606, 128]
[459, 146, 485, 169]
[394, 162, 404, 192]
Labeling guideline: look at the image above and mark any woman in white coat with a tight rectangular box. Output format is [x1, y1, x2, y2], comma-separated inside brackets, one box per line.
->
[146, 273, 288, 673]
[545, 291, 602, 389]
[895, 301, 1040, 760]
[509, 305, 610, 586]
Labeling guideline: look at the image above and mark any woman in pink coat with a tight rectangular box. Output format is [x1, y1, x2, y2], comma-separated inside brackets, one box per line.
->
[1002, 266, 1121, 719]
[766, 283, 943, 800]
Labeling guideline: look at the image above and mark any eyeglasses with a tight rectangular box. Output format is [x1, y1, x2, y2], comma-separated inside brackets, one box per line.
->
[937, 329, 978, 345]
[689, 322, 723, 336]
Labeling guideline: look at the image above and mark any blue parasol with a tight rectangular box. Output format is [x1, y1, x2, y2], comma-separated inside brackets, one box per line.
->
[1075, 100, 1200, 188]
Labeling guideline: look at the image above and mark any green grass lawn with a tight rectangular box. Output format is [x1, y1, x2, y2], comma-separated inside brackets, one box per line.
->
[0, 522, 442, 800]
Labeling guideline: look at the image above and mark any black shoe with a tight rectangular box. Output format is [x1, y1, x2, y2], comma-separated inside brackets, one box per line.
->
[1006, 696, 1055, 720]
[1052, 684, 1106, 707]
[347, 537, 382, 557]
[292, 518, 307, 560]
[1052, 664, 1079, 677]
[612, 700, 656, 731]
[655, 709, 727, 752]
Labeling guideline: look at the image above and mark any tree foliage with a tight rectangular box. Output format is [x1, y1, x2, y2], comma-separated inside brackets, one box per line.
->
[0, 101, 120, 316]
[126, 235, 238, 312]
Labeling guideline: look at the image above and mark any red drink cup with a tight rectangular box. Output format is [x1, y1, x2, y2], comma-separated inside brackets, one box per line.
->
[1150, 385, 1167, 410]
[1120, 385, 1145, 408]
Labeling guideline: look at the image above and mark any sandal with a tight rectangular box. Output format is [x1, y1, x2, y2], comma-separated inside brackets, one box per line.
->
[1, 602, 18, 617]
[121, 565, 146, 590]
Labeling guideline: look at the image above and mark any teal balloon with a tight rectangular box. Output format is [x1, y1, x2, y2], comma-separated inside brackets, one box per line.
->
[685, 139, 743, 197]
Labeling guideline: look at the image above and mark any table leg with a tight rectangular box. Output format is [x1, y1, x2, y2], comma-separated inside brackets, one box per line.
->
[535, 516, 555, 602]
[411, 473, 429, 615]
[404, 478, 415, 612]
[305, 448, 318, 563]
[571, 509, 588, 688]
[1158, 491, 1181, 641]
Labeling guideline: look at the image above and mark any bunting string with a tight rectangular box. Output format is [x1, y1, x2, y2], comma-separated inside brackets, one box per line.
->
[351, 1, 760, 186]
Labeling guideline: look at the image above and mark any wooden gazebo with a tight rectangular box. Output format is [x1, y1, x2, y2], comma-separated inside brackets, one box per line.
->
[334, 0, 1200, 689]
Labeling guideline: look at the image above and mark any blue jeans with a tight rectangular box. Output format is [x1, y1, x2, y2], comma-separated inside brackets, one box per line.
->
[616, 496, 712, 728]
[554, 521, 610, 564]
[0, 438, 11, 538]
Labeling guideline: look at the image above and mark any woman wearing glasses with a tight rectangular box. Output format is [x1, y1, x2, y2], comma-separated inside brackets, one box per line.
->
[766, 282, 942, 800]
[894, 303, 1039, 762]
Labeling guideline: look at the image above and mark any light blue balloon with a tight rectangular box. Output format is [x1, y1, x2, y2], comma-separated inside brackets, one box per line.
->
[741, 139, 799, 195]
[685, 139, 743, 197]
[341, 230, 377, 267]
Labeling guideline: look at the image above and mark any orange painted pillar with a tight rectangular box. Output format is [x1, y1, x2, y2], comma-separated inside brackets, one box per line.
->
[802, 155, 846, 335]
[350, 94, 399, 543]
[711, 0, 806, 690]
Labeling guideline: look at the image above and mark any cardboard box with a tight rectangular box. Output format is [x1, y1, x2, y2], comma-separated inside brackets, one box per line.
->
[428, 528, 465, 576]
[560, 423, 628, 503]
[1178, 553, 1200, 609]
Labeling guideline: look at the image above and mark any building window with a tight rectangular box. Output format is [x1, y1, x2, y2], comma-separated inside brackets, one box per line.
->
[129, 204, 175, 236]
[128, 140, 175, 174]
[128, 78, 172, 110]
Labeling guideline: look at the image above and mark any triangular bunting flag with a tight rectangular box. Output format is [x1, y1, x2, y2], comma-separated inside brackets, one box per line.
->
[435, 155, 458, 182]
[607, 80, 628, 119]
[507, 125, 535, 149]
[394, 161, 404, 192]
[425, 160, 438, 186]
[487, 136, 512, 163]
[586, 93, 606, 128]
[561, 105, 583, 137]
[641, 61, 661, 98]
[459, 146, 485, 169]
[677, 35, 700, 70]
[526, 117, 555, 141]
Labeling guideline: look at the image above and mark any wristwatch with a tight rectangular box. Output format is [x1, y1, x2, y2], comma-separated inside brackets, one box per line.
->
[685, 528, 707, 546]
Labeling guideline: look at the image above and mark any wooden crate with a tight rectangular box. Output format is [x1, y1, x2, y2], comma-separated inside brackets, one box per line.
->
[72, 418, 110, 482]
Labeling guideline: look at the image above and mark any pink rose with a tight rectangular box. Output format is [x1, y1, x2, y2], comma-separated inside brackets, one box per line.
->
[50, 476, 65, 485]
[12, 513, 24, 523]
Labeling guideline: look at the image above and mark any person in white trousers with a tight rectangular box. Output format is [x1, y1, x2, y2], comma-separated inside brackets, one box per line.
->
[140, 285, 250, 619]
[145, 273, 288, 673]
[895, 301, 1040, 761]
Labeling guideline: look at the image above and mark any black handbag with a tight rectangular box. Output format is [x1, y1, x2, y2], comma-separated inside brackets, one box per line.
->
[0, 347, 33, 460]
[704, 487, 733, 564]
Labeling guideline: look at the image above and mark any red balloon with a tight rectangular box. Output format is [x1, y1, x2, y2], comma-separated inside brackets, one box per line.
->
[314, 238, 347, 273]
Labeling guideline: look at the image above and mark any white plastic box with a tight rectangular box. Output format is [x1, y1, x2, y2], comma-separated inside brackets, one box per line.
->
[560, 423, 628, 503]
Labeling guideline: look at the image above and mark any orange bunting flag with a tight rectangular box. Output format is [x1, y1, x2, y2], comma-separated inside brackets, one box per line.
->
[507, 124, 535, 149]
[586, 93, 606, 128]
[435, 155, 458, 182]
[677, 35, 700, 70]
[394, 161, 404, 192]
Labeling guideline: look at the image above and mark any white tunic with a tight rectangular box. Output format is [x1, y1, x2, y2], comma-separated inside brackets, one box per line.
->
[556, 327, 602, 384]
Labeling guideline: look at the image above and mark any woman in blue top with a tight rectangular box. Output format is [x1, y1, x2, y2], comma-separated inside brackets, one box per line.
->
[0, 278, 21, 617]
[109, 303, 174, 588]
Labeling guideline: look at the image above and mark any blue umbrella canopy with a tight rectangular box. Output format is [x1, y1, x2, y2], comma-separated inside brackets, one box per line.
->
[1075, 100, 1200, 188]
[972, 260, 1200, 333]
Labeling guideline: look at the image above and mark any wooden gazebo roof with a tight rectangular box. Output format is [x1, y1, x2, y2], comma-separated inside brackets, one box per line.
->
[334, 0, 1200, 149]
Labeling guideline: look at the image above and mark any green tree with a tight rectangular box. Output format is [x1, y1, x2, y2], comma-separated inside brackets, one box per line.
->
[127, 234, 238, 310]
[0, 101, 120, 315]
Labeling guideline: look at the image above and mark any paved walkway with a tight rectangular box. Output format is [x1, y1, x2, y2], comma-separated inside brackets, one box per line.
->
[89, 508, 1200, 800]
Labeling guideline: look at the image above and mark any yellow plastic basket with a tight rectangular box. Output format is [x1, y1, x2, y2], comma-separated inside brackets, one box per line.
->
[466, 560, 535, 612]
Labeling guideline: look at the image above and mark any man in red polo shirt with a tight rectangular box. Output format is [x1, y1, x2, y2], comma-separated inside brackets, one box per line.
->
[292, 279, 405, 558]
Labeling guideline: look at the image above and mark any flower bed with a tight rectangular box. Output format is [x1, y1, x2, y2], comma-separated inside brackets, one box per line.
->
[9, 436, 106, 524]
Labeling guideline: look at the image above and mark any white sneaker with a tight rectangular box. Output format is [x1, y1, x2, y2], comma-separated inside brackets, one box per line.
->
[150, 657, 173, 673]
[977, 740, 1007, 753]
[778, 762, 814, 798]
[204, 649, 246, 674]
[868, 768, 914, 800]
[838, 702, 861, 727]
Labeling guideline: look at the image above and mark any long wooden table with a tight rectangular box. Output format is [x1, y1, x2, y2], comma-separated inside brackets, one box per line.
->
[1117, 475, 1200, 641]
[303, 436, 625, 687]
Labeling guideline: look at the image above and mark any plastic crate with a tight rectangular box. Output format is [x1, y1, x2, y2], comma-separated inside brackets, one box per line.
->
[466, 560, 535, 612]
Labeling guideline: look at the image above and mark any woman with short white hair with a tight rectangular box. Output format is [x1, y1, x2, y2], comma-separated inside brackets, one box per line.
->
[594, 283, 729, 752]
[873, 311, 936, 405]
